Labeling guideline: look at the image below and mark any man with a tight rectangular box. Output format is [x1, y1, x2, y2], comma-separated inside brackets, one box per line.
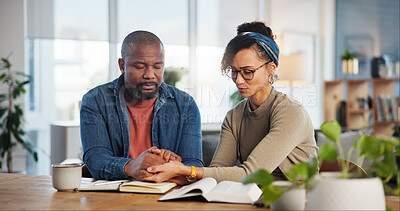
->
[80, 31, 203, 180]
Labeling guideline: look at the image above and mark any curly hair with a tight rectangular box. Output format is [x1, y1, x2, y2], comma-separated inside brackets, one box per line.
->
[221, 21, 277, 74]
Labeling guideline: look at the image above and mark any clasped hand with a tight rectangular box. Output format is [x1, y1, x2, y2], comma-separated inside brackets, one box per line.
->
[145, 161, 188, 185]
[124, 146, 181, 179]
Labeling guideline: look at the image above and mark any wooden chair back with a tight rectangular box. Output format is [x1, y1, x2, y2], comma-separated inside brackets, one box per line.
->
[319, 159, 366, 175]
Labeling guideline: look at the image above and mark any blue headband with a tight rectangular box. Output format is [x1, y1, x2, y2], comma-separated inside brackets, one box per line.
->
[241, 32, 279, 66]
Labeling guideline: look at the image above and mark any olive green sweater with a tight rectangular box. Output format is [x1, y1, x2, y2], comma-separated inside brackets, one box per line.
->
[203, 88, 318, 182]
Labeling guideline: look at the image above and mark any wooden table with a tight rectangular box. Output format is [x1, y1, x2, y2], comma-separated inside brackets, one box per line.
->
[0, 173, 259, 210]
[0, 173, 399, 210]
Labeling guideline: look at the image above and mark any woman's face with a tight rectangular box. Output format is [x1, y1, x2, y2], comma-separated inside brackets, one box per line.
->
[231, 47, 275, 98]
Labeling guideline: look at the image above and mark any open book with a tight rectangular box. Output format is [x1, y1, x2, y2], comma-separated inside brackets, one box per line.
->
[78, 179, 177, 194]
[159, 177, 262, 204]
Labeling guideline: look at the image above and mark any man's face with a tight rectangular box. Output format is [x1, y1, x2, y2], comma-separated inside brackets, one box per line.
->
[118, 43, 164, 101]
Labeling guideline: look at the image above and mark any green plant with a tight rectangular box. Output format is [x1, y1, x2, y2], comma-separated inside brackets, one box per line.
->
[242, 120, 399, 207]
[242, 157, 319, 207]
[320, 120, 399, 195]
[163, 66, 187, 87]
[341, 49, 358, 60]
[242, 169, 284, 206]
[229, 90, 244, 107]
[0, 55, 37, 172]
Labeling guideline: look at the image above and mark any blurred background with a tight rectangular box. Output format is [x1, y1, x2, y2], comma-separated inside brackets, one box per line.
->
[0, 0, 399, 175]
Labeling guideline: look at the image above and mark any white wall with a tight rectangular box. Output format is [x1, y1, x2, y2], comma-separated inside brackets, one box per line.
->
[335, 0, 399, 79]
[0, 0, 24, 69]
[266, 0, 336, 129]
[0, 0, 26, 172]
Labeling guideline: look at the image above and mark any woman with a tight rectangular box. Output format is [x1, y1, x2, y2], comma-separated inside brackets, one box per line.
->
[145, 21, 318, 184]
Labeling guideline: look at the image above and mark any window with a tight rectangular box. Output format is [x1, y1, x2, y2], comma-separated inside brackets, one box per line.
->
[196, 0, 260, 124]
[26, 0, 110, 175]
[118, 0, 190, 91]
[53, 40, 109, 120]
[25, 0, 264, 174]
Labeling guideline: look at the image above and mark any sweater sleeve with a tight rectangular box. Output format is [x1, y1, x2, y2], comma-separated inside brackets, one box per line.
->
[207, 110, 239, 167]
[203, 100, 317, 182]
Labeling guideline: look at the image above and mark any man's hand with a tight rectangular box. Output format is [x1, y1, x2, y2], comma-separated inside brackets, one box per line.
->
[124, 146, 166, 179]
[150, 148, 182, 163]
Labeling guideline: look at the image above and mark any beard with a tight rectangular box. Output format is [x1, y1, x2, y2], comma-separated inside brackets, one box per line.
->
[124, 82, 160, 103]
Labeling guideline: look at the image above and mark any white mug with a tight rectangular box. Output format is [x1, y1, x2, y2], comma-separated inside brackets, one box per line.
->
[270, 181, 306, 211]
[52, 163, 82, 191]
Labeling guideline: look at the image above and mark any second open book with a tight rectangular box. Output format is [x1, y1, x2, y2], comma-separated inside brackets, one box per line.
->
[158, 177, 262, 204]
[78, 179, 176, 194]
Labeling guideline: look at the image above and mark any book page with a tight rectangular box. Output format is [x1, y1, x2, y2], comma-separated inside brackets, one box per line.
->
[203, 181, 262, 204]
[119, 181, 176, 194]
[158, 177, 217, 201]
[78, 180, 129, 191]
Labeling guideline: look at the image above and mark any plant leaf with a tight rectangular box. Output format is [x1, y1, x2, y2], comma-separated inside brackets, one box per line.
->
[242, 169, 285, 207]
[307, 157, 319, 180]
[262, 184, 284, 207]
[14, 105, 23, 116]
[19, 80, 30, 87]
[33, 151, 38, 161]
[320, 121, 342, 142]
[361, 136, 383, 160]
[230, 90, 244, 106]
[0, 73, 7, 80]
[318, 142, 338, 161]
[0, 133, 12, 152]
[0, 107, 8, 119]
[242, 169, 273, 188]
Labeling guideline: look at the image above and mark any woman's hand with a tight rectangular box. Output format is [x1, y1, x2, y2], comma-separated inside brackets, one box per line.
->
[168, 176, 190, 185]
[144, 161, 190, 185]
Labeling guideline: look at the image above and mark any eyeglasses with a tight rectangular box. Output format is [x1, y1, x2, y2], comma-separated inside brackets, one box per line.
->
[225, 61, 271, 81]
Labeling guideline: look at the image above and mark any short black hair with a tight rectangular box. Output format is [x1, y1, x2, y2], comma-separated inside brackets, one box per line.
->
[121, 31, 164, 59]
[221, 21, 277, 74]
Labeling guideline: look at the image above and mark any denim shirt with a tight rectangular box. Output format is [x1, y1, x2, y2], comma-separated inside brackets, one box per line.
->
[80, 75, 203, 180]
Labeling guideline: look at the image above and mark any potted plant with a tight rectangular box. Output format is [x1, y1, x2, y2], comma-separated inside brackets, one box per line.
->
[243, 120, 399, 210]
[341, 49, 359, 75]
[242, 154, 318, 210]
[229, 90, 244, 107]
[308, 120, 399, 210]
[0, 55, 37, 173]
[163, 66, 187, 87]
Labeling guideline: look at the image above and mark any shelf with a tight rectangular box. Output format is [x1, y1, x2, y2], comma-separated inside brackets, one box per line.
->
[372, 78, 400, 82]
[324, 79, 399, 137]
[348, 109, 372, 114]
[374, 121, 400, 126]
